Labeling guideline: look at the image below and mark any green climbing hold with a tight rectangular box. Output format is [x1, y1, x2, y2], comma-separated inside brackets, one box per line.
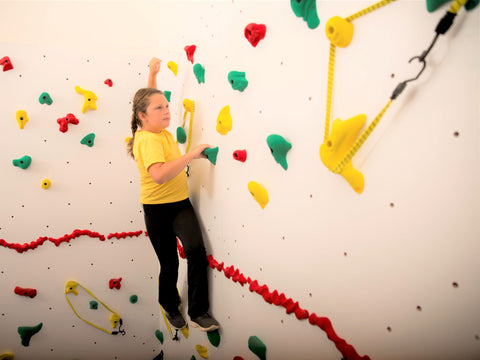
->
[18, 322, 43, 346]
[89, 300, 98, 310]
[164, 90, 171, 102]
[248, 335, 266, 360]
[80, 133, 95, 147]
[202, 147, 219, 165]
[12, 155, 32, 170]
[190, 356, 196, 360]
[228, 71, 248, 92]
[177, 126, 187, 144]
[193, 63, 205, 84]
[290, 0, 320, 29]
[39, 92, 53, 105]
[129, 294, 138, 304]
[267, 134, 292, 170]
[465, 0, 479, 10]
[426, 0, 478, 11]
[155, 329, 164, 344]
[207, 329, 221, 347]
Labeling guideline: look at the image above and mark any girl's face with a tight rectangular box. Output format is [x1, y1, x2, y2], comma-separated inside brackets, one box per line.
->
[139, 93, 171, 132]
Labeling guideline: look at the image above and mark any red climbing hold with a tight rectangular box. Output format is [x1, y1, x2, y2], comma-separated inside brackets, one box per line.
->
[109, 278, 122, 290]
[184, 45, 196, 63]
[244, 23, 267, 47]
[104, 78, 113, 87]
[57, 113, 79, 133]
[0, 56, 14, 71]
[14, 286, 37, 298]
[233, 149, 247, 162]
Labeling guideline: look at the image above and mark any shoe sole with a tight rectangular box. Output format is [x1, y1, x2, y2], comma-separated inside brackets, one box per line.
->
[190, 321, 219, 332]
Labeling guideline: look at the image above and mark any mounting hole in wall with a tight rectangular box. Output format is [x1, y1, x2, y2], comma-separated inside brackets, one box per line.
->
[416, 305, 422, 311]
[452, 282, 459, 288]
[387, 326, 392, 332]
[453, 131, 460, 137]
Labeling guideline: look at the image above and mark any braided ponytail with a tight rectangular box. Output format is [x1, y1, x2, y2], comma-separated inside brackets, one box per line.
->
[127, 88, 164, 159]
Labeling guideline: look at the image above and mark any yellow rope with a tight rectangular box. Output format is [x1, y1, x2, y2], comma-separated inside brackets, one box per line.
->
[182, 99, 195, 153]
[345, 0, 397, 22]
[333, 100, 392, 174]
[449, 0, 468, 14]
[324, 43, 336, 143]
[65, 281, 122, 335]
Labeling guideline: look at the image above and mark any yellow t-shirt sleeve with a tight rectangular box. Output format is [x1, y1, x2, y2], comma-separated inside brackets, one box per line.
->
[139, 131, 166, 170]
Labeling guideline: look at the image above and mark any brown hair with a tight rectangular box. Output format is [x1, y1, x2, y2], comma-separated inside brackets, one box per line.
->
[127, 88, 164, 158]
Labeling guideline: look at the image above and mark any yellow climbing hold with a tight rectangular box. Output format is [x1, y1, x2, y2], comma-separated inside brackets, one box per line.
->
[65, 280, 79, 295]
[325, 16, 354, 47]
[180, 326, 189, 339]
[109, 313, 121, 329]
[195, 344, 209, 359]
[216, 105, 232, 135]
[41, 179, 51, 189]
[320, 114, 366, 193]
[167, 61, 178, 76]
[0, 352, 15, 360]
[16, 110, 29, 129]
[248, 181, 269, 209]
[183, 98, 195, 112]
[75, 85, 98, 113]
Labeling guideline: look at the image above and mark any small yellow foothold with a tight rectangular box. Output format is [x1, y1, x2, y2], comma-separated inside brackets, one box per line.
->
[183, 98, 195, 112]
[325, 16, 354, 47]
[248, 181, 269, 209]
[75, 85, 98, 113]
[16, 110, 29, 129]
[109, 313, 121, 329]
[125, 137, 132, 144]
[320, 114, 366, 193]
[0, 352, 15, 360]
[180, 326, 189, 338]
[65, 281, 79, 295]
[167, 61, 178, 76]
[41, 179, 51, 189]
[216, 105, 233, 135]
[195, 344, 209, 359]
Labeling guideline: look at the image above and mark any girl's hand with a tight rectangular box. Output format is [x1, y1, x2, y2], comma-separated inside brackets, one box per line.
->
[190, 144, 211, 159]
[149, 57, 161, 75]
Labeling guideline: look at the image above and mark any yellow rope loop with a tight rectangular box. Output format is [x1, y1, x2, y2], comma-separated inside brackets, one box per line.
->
[333, 100, 392, 174]
[324, 43, 336, 142]
[345, 0, 397, 22]
[449, 0, 468, 14]
[64, 280, 122, 335]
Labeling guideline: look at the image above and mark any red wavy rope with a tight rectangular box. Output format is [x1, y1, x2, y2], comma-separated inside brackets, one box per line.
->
[205, 253, 370, 360]
[0, 229, 146, 253]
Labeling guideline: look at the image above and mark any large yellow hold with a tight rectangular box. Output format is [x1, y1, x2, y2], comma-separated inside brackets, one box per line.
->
[248, 181, 269, 209]
[216, 105, 232, 135]
[320, 114, 366, 193]
[325, 16, 354, 47]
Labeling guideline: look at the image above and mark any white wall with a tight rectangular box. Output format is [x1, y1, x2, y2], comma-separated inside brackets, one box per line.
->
[1, 1, 479, 359]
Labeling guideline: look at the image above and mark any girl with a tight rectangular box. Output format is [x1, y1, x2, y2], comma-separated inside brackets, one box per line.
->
[127, 57, 219, 332]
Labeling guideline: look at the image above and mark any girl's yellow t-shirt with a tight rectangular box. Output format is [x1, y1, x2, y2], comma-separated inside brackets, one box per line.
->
[133, 129, 189, 204]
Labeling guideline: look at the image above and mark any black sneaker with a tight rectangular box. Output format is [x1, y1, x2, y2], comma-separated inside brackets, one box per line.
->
[191, 313, 219, 332]
[165, 311, 187, 330]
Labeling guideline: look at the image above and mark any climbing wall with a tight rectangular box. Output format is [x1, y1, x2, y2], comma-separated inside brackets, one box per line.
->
[1, 0, 479, 359]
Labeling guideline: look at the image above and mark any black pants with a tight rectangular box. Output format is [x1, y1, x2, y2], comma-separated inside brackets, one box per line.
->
[143, 199, 209, 318]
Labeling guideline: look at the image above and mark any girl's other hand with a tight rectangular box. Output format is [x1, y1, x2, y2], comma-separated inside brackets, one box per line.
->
[149, 57, 161, 75]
